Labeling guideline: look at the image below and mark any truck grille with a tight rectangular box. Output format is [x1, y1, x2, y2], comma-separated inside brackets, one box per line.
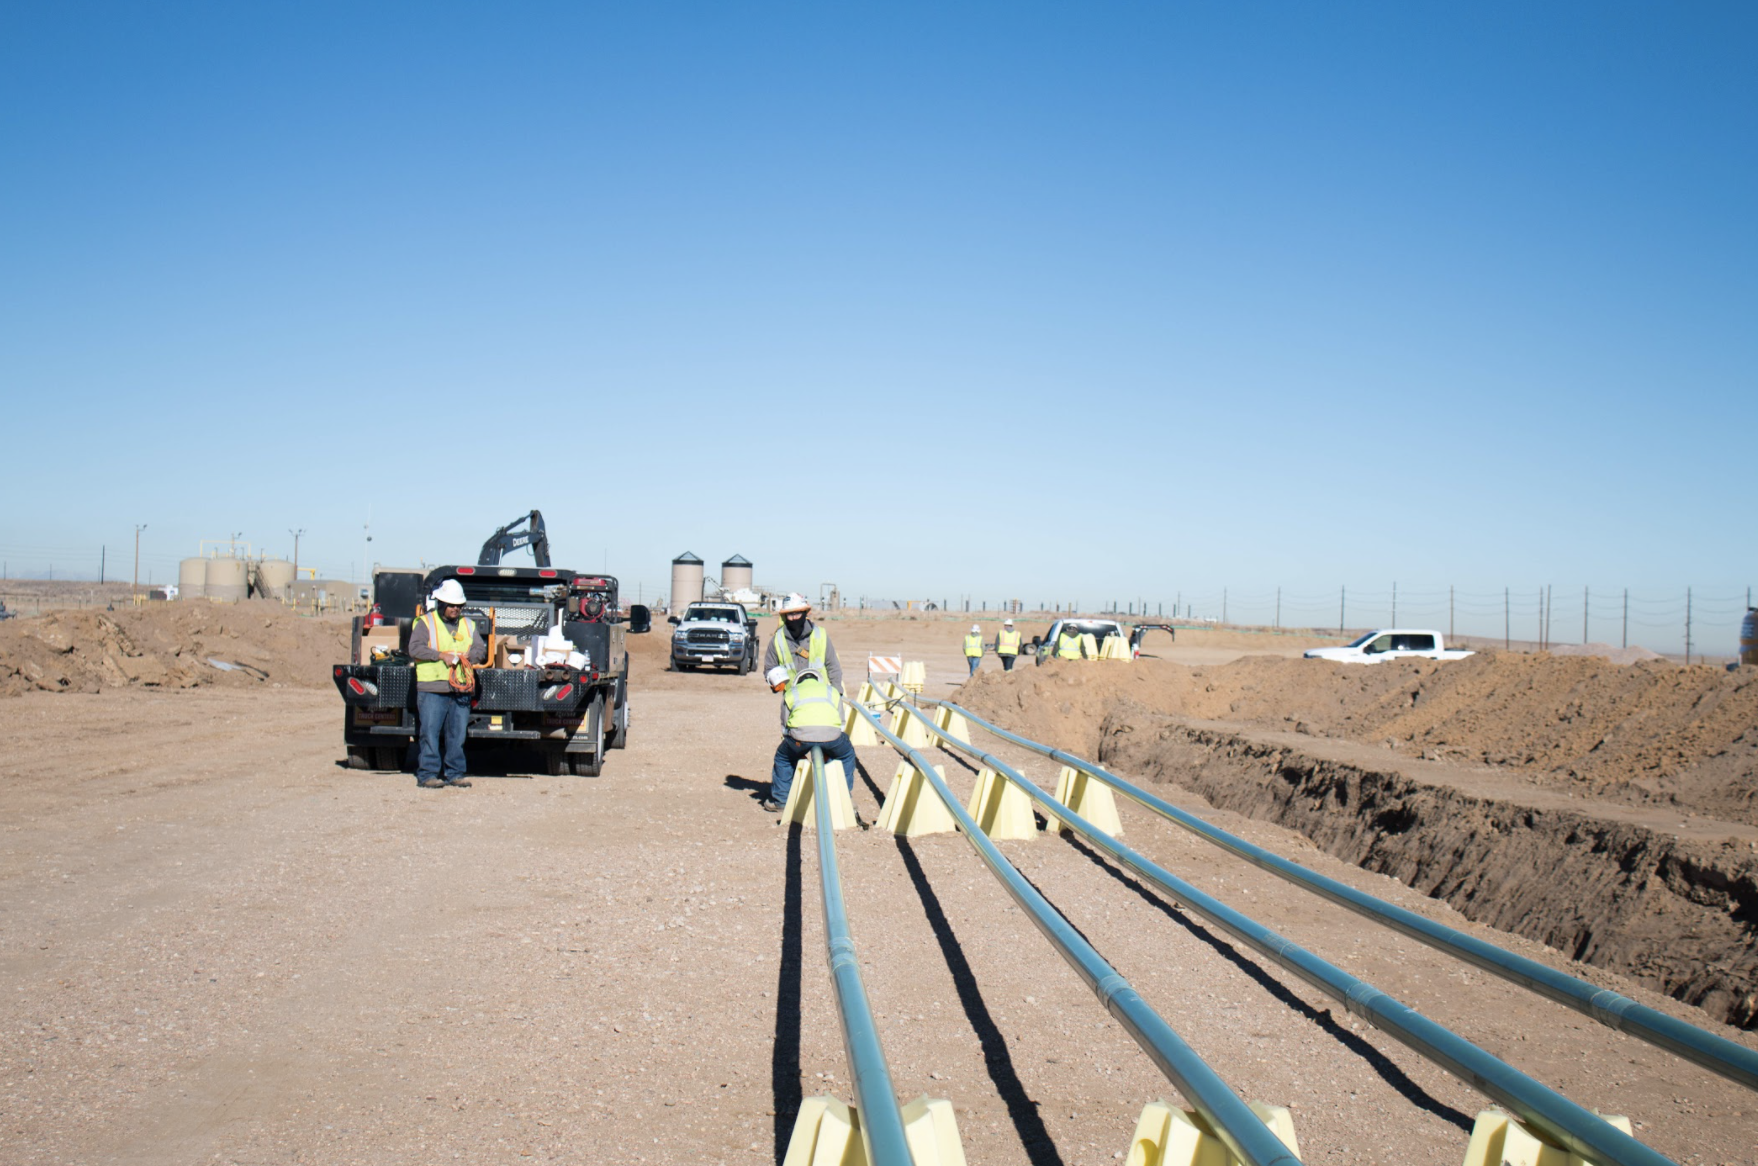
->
[686, 629, 730, 645]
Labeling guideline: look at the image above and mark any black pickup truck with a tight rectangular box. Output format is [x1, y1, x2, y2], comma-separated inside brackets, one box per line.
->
[333, 566, 650, 776]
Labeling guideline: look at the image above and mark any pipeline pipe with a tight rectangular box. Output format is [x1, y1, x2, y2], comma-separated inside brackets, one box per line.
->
[808, 746, 915, 1166]
[931, 698, 1758, 1096]
[848, 698, 1303, 1166]
[896, 697, 1678, 1166]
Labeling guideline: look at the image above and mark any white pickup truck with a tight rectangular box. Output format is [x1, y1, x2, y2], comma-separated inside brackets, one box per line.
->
[1304, 629, 1474, 665]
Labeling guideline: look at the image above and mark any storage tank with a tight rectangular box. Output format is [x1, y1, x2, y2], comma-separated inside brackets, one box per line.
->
[1741, 608, 1758, 667]
[255, 558, 295, 601]
[721, 554, 753, 594]
[669, 552, 704, 613]
[178, 557, 208, 600]
[206, 558, 249, 602]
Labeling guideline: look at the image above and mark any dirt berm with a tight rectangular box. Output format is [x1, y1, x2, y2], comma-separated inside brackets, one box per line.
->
[958, 654, 1758, 1029]
[0, 602, 350, 696]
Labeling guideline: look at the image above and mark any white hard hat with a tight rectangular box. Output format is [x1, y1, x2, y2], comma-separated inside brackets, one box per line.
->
[765, 665, 790, 690]
[970, 624, 981, 632]
[433, 579, 467, 605]
[779, 593, 811, 614]
[1004, 619, 1014, 626]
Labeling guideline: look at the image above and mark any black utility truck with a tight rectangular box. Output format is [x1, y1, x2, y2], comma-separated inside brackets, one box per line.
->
[334, 565, 650, 776]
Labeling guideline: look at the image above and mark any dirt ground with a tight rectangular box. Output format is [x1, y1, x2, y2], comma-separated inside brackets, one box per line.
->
[2, 608, 1755, 1165]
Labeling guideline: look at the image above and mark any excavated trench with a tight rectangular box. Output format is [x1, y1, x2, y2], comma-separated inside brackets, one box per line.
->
[1091, 704, 1758, 1031]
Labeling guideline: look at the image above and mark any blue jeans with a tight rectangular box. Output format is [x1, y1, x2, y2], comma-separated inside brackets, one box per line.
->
[967, 656, 981, 675]
[999, 654, 1016, 671]
[416, 690, 471, 782]
[771, 734, 858, 804]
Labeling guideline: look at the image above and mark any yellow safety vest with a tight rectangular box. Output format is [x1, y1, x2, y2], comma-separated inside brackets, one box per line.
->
[772, 625, 828, 681]
[414, 612, 477, 686]
[784, 671, 845, 730]
[1056, 631, 1084, 659]
[997, 630, 1021, 655]
[964, 633, 983, 657]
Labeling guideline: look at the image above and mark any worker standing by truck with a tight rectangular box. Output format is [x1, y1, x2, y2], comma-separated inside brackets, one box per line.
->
[761, 593, 858, 814]
[996, 619, 1021, 671]
[963, 624, 985, 675]
[408, 578, 487, 789]
[1056, 624, 1087, 659]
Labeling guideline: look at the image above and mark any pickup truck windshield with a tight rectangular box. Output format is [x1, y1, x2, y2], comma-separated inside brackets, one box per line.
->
[1345, 631, 1379, 648]
[687, 608, 740, 622]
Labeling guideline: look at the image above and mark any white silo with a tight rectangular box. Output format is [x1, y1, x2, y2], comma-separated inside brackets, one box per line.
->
[721, 555, 753, 594]
[670, 552, 704, 613]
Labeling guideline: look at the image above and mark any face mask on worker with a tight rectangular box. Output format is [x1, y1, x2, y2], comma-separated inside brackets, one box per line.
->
[784, 612, 808, 633]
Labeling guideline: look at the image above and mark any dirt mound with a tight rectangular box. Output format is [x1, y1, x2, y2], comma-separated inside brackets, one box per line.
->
[959, 652, 1758, 823]
[0, 601, 350, 696]
[1547, 642, 1667, 665]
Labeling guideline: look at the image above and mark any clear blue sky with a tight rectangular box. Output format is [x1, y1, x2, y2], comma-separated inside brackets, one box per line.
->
[2, 3, 1753, 648]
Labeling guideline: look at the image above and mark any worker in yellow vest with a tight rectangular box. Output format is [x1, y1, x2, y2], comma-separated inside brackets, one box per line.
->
[996, 619, 1022, 671]
[407, 578, 487, 789]
[761, 593, 860, 816]
[963, 624, 985, 676]
[1056, 624, 1087, 659]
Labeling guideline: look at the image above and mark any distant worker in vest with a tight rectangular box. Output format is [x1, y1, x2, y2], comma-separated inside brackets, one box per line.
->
[407, 578, 487, 790]
[963, 624, 985, 676]
[996, 619, 1022, 671]
[1056, 622, 1087, 660]
[761, 592, 859, 815]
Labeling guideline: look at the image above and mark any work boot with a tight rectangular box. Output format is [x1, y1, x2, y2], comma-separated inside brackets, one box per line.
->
[417, 778, 445, 789]
[443, 777, 473, 788]
[759, 798, 782, 812]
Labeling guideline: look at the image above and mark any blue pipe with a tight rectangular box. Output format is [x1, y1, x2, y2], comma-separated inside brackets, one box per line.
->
[848, 698, 1303, 1166]
[808, 746, 915, 1165]
[931, 698, 1758, 1096]
[894, 697, 1679, 1166]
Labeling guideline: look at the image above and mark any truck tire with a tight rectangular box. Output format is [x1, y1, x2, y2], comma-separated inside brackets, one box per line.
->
[373, 746, 400, 772]
[737, 651, 752, 676]
[608, 688, 629, 750]
[570, 695, 605, 776]
[345, 746, 372, 770]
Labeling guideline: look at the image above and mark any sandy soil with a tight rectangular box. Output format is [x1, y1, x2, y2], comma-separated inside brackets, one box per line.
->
[1, 609, 1754, 1165]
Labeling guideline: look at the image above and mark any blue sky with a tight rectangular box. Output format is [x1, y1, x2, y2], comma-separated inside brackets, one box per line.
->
[2, 3, 1753, 648]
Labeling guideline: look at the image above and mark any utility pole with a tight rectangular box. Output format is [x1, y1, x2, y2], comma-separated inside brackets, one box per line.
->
[1503, 587, 1509, 650]
[1449, 585, 1454, 639]
[1222, 588, 1228, 623]
[1275, 586, 1281, 630]
[1622, 589, 1628, 649]
[363, 514, 373, 585]
[1685, 586, 1693, 665]
[1340, 585, 1346, 634]
[100, 546, 105, 584]
[1583, 585, 1589, 644]
[288, 529, 305, 586]
[1392, 581, 1397, 626]
[133, 525, 147, 599]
